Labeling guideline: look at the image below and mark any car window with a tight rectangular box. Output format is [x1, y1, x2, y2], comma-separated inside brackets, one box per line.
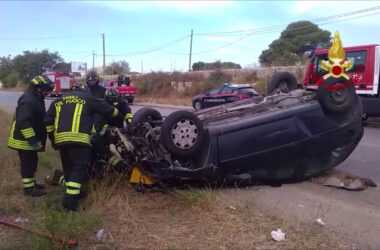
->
[220, 87, 234, 94]
[109, 81, 114, 87]
[238, 88, 257, 96]
[346, 51, 366, 72]
[208, 87, 222, 95]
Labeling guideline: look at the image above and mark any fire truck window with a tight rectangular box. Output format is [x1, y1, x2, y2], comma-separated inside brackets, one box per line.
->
[346, 51, 366, 73]
[316, 54, 328, 77]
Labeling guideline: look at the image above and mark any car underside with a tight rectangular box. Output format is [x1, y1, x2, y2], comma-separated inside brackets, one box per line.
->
[102, 80, 363, 185]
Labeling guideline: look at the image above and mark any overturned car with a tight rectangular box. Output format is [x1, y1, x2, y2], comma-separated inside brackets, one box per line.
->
[104, 77, 363, 185]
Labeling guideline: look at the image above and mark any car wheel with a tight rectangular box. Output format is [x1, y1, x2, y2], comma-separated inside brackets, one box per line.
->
[160, 110, 205, 157]
[317, 77, 357, 112]
[267, 71, 298, 95]
[131, 107, 162, 128]
[316, 77, 359, 123]
[194, 101, 202, 110]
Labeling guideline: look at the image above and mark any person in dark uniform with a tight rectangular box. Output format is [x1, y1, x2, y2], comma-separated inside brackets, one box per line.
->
[45, 83, 123, 211]
[7, 75, 54, 196]
[86, 71, 106, 99]
[95, 88, 132, 131]
[91, 88, 132, 172]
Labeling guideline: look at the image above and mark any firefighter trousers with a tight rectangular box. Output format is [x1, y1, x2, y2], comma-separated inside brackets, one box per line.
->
[59, 145, 91, 192]
[17, 150, 38, 188]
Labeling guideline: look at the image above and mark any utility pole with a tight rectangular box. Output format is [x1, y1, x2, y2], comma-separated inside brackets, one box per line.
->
[188, 29, 193, 72]
[102, 33, 105, 71]
[141, 59, 143, 74]
[92, 51, 95, 69]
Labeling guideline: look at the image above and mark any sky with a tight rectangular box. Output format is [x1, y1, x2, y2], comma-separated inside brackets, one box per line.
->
[0, 1, 379, 73]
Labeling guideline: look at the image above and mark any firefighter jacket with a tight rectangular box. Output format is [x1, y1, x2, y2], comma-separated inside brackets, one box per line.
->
[7, 86, 47, 151]
[44, 90, 122, 147]
[94, 98, 132, 132]
[89, 85, 107, 99]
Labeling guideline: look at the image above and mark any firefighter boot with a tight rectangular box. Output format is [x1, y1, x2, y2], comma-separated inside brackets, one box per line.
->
[24, 187, 47, 197]
[61, 194, 79, 211]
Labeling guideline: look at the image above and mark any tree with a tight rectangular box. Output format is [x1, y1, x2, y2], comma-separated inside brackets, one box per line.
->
[259, 21, 331, 66]
[104, 60, 130, 75]
[0, 56, 14, 81]
[13, 50, 64, 82]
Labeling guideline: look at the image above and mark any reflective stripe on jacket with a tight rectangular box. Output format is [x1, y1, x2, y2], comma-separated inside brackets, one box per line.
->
[45, 90, 120, 147]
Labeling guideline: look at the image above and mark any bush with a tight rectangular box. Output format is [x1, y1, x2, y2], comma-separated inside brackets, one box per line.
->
[204, 69, 231, 91]
[253, 77, 268, 95]
[245, 71, 258, 83]
[135, 72, 172, 95]
[2, 71, 19, 88]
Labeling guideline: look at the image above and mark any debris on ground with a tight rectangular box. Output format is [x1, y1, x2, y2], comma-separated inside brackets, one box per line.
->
[315, 218, 325, 226]
[228, 205, 236, 210]
[95, 229, 107, 241]
[271, 229, 285, 242]
[14, 217, 29, 223]
[311, 170, 377, 191]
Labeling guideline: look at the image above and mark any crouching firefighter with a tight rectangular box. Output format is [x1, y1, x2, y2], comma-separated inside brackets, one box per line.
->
[7, 75, 54, 196]
[45, 83, 123, 211]
[91, 88, 132, 173]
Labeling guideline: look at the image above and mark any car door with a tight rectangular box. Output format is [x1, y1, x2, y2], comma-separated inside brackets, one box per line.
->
[202, 86, 222, 108]
[219, 86, 238, 104]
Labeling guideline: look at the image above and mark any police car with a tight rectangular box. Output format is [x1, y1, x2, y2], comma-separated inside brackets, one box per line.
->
[192, 83, 259, 110]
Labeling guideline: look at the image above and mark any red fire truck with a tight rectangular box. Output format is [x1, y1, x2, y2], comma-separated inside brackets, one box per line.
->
[43, 71, 75, 96]
[268, 44, 380, 120]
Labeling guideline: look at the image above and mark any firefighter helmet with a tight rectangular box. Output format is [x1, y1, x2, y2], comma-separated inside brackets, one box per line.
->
[86, 71, 100, 86]
[30, 75, 54, 91]
[105, 88, 120, 104]
[71, 83, 90, 93]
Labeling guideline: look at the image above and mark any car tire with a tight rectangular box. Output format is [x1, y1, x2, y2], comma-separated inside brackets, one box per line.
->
[194, 101, 202, 110]
[316, 77, 357, 113]
[267, 71, 298, 95]
[131, 107, 162, 128]
[160, 110, 205, 157]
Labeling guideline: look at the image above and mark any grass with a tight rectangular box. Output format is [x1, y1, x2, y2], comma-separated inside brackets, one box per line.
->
[0, 108, 349, 249]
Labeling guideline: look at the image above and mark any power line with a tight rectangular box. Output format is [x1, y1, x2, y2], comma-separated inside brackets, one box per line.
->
[194, 11, 380, 55]
[103, 35, 190, 57]
[194, 5, 380, 37]
[161, 9, 380, 56]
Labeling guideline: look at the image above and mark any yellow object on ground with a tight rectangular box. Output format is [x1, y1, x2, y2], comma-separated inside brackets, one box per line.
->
[129, 167, 154, 185]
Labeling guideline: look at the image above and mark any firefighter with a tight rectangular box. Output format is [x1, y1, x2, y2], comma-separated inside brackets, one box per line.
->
[45, 83, 123, 211]
[90, 88, 132, 173]
[7, 75, 54, 196]
[97, 88, 132, 130]
[86, 71, 106, 99]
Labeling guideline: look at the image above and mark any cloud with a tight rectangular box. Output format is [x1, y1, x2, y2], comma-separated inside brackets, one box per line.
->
[292, 1, 320, 14]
